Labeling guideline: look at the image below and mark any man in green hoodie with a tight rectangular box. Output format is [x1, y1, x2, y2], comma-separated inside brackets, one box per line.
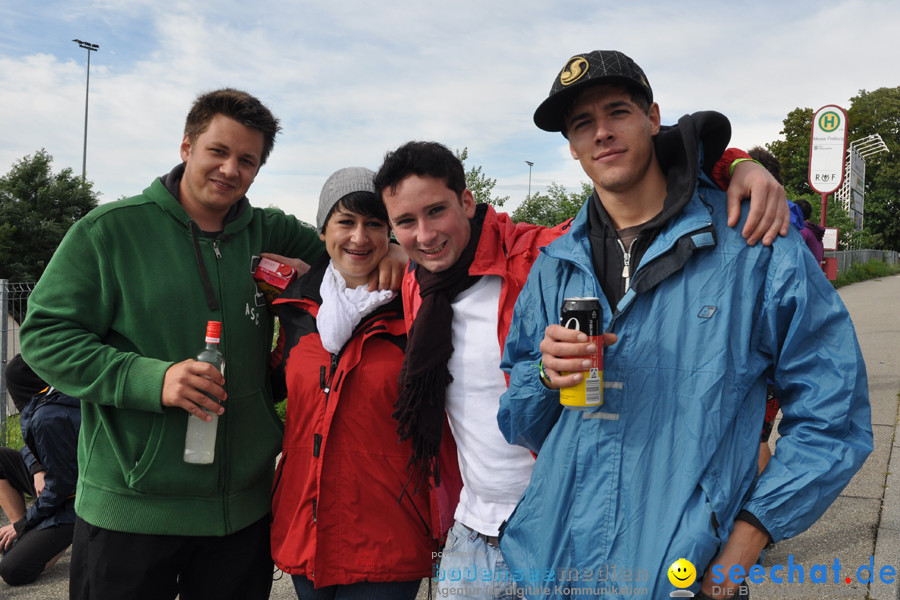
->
[20, 88, 403, 600]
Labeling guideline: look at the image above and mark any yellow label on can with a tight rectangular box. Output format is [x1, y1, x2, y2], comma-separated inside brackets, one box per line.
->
[559, 297, 604, 410]
[560, 367, 603, 409]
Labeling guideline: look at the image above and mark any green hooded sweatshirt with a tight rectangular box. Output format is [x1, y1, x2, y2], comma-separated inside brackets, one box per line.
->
[21, 168, 323, 536]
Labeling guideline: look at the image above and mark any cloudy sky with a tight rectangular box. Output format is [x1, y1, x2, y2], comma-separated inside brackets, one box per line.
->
[1, 1, 897, 224]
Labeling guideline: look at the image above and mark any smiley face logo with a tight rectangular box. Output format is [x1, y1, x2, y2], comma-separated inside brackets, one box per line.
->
[667, 558, 697, 588]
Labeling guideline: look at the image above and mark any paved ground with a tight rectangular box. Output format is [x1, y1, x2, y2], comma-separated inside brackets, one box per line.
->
[2, 274, 898, 599]
[750, 274, 900, 600]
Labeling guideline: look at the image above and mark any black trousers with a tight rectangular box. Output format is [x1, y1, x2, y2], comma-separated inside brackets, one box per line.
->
[0, 446, 35, 498]
[1, 447, 75, 586]
[69, 514, 274, 600]
[0, 521, 74, 585]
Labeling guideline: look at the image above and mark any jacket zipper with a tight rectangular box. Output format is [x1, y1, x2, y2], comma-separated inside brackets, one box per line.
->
[207, 235, 228, 529]
[616, 238, 632, 294]
[312, 352, 340, 527]
[323, 353, 339, 399]
[319, 308, 395, 399]
[309, 309, 399, 525]
[607, 223, 713, 332]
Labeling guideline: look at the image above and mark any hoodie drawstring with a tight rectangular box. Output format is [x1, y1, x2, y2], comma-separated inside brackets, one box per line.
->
[190, 221, 220, 311]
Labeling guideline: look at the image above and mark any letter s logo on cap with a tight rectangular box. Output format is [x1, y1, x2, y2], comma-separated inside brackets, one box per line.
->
[560, 57, 589, 86]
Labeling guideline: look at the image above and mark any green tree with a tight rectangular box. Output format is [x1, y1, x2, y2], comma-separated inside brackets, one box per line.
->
[455, 148, 509, 207]
[0, 149, 99, 282]
[767, 107, 815, 196]
[846, 86, 900, 250]
[860, 188, 900, 250]
[512, 181, 593, 227]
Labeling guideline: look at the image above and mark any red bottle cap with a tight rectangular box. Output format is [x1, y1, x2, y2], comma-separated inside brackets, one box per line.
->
[205, 321, 222, 343]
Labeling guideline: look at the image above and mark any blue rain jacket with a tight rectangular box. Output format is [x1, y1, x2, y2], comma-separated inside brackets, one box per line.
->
[497, 173, 871, 598]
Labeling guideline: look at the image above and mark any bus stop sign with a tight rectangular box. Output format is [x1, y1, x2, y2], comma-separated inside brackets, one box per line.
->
[808, 105, 848, 194]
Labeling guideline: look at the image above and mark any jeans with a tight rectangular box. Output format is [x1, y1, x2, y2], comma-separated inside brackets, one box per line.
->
[434, 520, 518, 600]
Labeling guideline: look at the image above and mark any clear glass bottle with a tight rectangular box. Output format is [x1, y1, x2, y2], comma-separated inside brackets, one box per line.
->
[183, 321, 225, 464]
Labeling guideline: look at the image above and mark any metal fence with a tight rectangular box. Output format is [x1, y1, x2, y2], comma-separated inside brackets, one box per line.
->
[1, 280, 36, 444]
[830, 250, 900, 274]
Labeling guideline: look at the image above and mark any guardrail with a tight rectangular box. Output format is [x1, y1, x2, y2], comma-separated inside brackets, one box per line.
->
[829, 250, 900, 274]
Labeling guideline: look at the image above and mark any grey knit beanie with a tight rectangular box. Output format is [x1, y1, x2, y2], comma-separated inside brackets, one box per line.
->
[316, 167, 376, 231]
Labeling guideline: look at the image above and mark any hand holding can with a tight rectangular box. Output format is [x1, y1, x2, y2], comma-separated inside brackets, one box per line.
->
[559, 298, 604, 410]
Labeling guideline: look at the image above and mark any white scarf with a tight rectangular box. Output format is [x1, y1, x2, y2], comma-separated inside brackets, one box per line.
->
[317, 260, 396, 354]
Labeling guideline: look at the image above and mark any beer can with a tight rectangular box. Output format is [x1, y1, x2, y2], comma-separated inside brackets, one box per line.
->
[559, 297, 603, 409]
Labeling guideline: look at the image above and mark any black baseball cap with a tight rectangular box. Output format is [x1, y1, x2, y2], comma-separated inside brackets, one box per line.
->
[5, 353, 48, 412]
[534, 50, 653, 133]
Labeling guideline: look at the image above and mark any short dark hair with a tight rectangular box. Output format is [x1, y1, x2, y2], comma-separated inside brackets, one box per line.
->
[562, 83, 652, 139]
[184, 88, 281, 166]
[320, 191, 389, 234]
[795, 198, 813, 222]
[747, 146, 783, 185]
[374, 141, 467, 200]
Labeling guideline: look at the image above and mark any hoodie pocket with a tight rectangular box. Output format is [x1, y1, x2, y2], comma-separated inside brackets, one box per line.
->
[125, 412, 220, 496]
[218, 390, 284, 492]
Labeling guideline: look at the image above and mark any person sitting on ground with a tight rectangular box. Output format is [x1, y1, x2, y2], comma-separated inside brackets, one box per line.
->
[0, 354, 80, 586]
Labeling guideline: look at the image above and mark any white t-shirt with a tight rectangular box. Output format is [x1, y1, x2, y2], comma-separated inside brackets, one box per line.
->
[446, 275, 535, 536]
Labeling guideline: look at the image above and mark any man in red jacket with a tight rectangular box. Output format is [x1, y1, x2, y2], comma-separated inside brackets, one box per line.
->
[373, 139, 787, 599]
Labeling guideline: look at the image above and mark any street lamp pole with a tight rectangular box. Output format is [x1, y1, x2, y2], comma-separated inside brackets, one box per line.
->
[525, 161, 534, 199]
[73, 39, 99, 180]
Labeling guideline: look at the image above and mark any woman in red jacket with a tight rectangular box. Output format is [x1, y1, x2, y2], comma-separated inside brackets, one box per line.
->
[270, 167, 433, 600]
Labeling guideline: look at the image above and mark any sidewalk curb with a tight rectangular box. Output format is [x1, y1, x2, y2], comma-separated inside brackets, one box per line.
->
[870, 398, 900, 600]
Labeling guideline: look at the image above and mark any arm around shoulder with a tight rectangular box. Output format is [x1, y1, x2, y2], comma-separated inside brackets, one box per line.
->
[260, 207, 325, 265]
